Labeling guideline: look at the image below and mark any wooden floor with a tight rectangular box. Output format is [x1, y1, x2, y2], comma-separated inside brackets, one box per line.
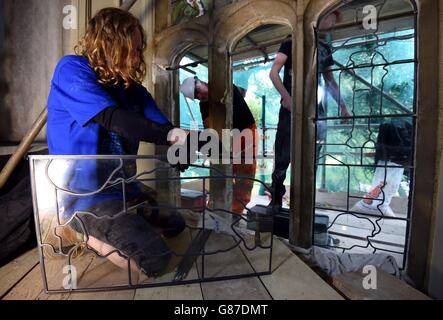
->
[332, 268, 430, 300]
[0, 235, 343, 301]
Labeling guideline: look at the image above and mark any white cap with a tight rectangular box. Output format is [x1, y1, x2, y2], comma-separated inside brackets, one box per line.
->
[180, 77, 196, 100]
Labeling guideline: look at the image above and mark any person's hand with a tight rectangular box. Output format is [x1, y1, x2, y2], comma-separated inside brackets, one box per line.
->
[174, 162, 190, 173]
[168, 128, 188, 145]
[165, 128, 192, 172]
[282, 94, 292, 112]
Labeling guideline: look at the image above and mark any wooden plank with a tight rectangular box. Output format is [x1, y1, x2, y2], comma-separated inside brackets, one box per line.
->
[2, 250, 100, 300]
[2, 265, 46, 300]
[66, 254, 135, 300]
[37, 248, 98, 300]
[5, 250, 97, 300]
[3, 248, 82, 300]
[134, 265, 202, 301]
[198, 233, 271, 300]
[19, 249, 135, 300]
[0, 249, 39, 298]
[201, 277, 271, 300]
[199, 233, 259, 277]
[2, 259, 69, 300]
[240, 236, 293, 274]
[134, 229, 203, 301]
[135, 283, 202, 300]
[332, 268, 431, 300]
[70, 228, 198, 300]
[36, 255, 79, 300]
[5, 228, 199, 300]
[68, 255, 134, 288]
[260, 254, 344, 300]
[137, 228, 196, 285]
[3, 236, 341, 301]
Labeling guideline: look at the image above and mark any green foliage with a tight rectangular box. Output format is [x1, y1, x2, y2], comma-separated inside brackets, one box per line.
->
[244, 95, 263, 126]
[317, 31, 415, 194]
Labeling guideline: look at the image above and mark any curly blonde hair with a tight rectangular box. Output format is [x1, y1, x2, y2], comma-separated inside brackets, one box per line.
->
[75, 8, 147, 88]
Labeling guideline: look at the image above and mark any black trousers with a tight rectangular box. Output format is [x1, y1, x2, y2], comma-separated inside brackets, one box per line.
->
[271, 108, 292, 202]
[270, 105, 328, 202]
[69, 183, 172, 277]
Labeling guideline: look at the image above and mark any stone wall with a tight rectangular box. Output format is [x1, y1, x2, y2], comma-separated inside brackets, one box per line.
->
[428, 0, 443, 300]
[0, 0, 69, 142]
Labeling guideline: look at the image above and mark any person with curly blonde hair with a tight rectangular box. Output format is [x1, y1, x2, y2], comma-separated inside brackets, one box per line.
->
[47, 8, 187, 277]
[75, 7, 147, 89]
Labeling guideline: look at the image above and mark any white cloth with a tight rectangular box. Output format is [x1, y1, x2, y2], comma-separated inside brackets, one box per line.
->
[307, 246, 400, 277]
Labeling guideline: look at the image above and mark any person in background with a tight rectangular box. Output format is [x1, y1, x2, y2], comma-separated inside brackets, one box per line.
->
[268, 11, 350, 215]
[180, 77, 257, 216]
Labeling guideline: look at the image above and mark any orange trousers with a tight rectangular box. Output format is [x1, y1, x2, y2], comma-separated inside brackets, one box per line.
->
[232, 124, 258, 215]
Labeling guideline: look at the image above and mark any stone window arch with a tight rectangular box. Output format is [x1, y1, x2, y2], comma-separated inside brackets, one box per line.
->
[303, 0, 439, 291]
[207, 0, 297, 217]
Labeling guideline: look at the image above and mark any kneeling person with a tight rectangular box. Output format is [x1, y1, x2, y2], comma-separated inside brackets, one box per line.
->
[47, 8, 187, 277]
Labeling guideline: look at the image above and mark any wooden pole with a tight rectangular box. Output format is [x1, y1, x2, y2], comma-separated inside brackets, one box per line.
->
[119, 0, 138, 12]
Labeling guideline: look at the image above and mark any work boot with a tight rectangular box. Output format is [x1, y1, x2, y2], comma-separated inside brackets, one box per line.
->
[138, 206, 186, 239]
[154, 211, 186, 238]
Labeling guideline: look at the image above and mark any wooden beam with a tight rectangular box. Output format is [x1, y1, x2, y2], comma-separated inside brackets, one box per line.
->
[332, 268, 430, 300]
[259, 240, 343, 300]
[197, 233, 271, 300]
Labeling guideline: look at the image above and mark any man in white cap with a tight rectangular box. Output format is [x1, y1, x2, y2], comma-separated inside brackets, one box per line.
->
[180, 77, 257, 216]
